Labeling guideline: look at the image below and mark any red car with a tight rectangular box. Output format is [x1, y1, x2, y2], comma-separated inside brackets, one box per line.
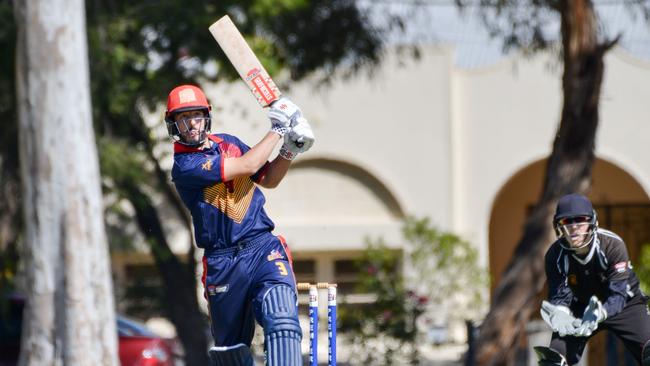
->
[116, 316, 178, 366]
[0, 295, 179, 366]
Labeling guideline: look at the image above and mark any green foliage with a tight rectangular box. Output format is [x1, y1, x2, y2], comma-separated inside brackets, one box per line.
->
[250, 0, 309, 18]
[636, 244, 650, 296]
[0, 2, 15, 129]
[339, 217, 486, 365]
[0, 0, 19, 300]
[405, 217, 487, 319]
[339, 240, 424, 365]
[99, 138, 150, 186]
[98, 138, 153, 253]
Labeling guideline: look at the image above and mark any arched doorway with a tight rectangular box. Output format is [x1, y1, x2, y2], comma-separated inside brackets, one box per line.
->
[488, 157, 650, 366]
[262, 157, 406, 293]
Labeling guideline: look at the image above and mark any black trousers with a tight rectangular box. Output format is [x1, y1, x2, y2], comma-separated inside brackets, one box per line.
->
[550, 297, 650, 365]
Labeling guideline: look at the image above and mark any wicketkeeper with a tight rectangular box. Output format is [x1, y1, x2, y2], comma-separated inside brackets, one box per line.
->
[536, 193, 650, 366]
[164, 84, 314, 366]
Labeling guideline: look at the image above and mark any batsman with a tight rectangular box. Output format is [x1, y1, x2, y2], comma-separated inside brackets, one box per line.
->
[165, 84, 314, 366]
[536, 193, 650, 366]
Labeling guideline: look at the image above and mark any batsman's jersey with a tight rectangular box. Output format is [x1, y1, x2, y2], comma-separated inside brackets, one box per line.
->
[544, 228, 644, 318]
[172, 134, 274, 251]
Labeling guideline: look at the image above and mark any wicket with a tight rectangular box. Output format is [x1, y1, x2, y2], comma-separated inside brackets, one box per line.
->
[296, 282, 337, 366]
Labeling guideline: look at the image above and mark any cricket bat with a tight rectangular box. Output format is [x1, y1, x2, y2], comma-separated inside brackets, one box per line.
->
[209, 15, 281, 108]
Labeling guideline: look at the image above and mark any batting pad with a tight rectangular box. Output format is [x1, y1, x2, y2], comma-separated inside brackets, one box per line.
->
[262, 285, 302, 366]
[534, 346, 568, 366]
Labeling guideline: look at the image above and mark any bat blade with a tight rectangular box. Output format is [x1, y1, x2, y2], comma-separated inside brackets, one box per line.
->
[209, 15, 281, 107]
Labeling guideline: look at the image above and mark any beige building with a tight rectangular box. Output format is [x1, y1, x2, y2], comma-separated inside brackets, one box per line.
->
[205, 46, 650, 292]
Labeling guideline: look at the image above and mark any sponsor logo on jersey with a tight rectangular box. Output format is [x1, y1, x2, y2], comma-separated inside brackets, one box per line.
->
[267, 249, 284, 261]
[207, 284, 229, 296]
[614, 261, 628, 273]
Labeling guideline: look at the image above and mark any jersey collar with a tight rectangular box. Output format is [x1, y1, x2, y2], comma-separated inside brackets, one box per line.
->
[571, 235, 599, 265]
[173, 135, 223, 153]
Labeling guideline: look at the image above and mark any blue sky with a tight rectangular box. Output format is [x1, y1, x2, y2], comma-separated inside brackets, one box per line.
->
[359, 0, 650, 69]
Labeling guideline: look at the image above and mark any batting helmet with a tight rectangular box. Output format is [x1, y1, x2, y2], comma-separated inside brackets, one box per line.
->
[165, 85, 212, 146]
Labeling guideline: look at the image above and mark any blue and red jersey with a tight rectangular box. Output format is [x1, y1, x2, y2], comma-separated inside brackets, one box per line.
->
[172, 134, 274, 252]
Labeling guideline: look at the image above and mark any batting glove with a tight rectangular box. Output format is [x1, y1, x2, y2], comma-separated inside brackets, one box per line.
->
[287, 117, 315, 152]
[268, 97, 301, 136]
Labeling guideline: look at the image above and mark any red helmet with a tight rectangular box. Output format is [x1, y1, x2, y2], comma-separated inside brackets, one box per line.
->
[164, 85, 212, 146]
[165, 84, 211, 121]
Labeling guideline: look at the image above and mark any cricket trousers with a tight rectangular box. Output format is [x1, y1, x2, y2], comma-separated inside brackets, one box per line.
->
[201, 231, 298, 347]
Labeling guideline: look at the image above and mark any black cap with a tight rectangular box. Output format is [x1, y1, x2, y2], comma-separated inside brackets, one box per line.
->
[554, 193, 594, 221]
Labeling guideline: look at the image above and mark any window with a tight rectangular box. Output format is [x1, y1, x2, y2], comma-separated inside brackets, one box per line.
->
[334, 259, 360, 295]
[292, 259, 316, 284]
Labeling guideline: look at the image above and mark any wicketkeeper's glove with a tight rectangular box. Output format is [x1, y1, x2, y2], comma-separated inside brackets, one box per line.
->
[540, 300, 582, 337]
[574, 296, 607, 337]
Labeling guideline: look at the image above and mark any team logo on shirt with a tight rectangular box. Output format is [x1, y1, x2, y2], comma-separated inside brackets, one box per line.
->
[202, 159, 213, 171]
[267, 249, 284, 261]
[614, 261, 628, 273]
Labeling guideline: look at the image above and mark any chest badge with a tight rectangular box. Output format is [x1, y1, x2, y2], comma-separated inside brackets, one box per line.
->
[568, 274, 578, 286]
[202, 159, 213, 171]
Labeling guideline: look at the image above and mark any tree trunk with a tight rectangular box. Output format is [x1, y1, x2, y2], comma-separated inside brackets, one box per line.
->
[120, 181, 210, 366]
[14, 0, 118, 365]
[475, 1, 617, 364]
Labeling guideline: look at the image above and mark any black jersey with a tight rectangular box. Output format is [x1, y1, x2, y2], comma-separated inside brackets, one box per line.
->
[544, 228, 644, 318]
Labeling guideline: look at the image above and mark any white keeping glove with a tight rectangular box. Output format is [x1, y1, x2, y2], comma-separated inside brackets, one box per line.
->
[268, 97, 301, 136]
[279, 117, 315, 160]
[540, 301, 582, 337]
[575, 296, 607, 337]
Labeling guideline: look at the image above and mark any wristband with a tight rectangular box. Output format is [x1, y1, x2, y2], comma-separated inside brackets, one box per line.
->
[279, 144, 297, 160]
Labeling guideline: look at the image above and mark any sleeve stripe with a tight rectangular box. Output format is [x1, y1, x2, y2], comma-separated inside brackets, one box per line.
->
[598, 228, 623, 242]
[220, 153, 226, 182]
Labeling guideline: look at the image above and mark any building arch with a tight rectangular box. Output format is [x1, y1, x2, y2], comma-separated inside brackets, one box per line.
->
[261, 156, 407, 293]
[289, 157, 406, 220]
